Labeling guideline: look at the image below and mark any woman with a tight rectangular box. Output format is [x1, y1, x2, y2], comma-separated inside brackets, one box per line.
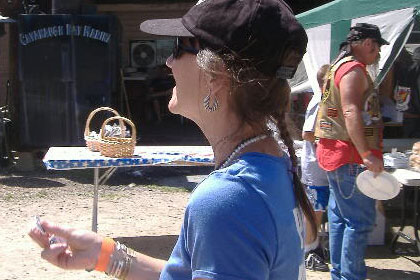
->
[29, 0, 316, 279]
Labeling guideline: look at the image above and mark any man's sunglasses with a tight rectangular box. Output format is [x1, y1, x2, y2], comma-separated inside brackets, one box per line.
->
[172, 37, 199, 59]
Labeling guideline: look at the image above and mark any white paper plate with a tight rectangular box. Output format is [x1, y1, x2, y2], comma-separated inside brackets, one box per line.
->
[356, 170, 401, 200]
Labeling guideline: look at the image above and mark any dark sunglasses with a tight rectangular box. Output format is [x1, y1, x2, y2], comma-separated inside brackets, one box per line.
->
[172, 37, 199, 59]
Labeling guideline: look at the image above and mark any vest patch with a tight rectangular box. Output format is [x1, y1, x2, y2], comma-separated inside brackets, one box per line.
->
[364, 127, 374, 137]
[327, 108, 338, 118]
[320, 120, 333, 131]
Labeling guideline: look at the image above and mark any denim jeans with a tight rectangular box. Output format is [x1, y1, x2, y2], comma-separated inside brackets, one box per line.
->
[326, 164, 376, 280]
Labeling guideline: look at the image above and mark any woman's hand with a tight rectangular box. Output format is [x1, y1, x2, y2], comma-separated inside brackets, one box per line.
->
[28, 219, 102, 271]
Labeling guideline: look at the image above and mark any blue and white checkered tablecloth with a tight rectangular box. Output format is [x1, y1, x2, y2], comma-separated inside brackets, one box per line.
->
[43, 146, 214, 170]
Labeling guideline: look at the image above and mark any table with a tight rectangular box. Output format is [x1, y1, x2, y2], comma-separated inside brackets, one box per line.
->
[383, 138, 420, 153]
[389, 168, 420, 255]
[43, 146, 214, 232]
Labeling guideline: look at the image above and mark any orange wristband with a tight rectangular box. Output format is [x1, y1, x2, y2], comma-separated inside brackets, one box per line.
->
[361, 150, 372, 159]
[95, 237, 115, 272]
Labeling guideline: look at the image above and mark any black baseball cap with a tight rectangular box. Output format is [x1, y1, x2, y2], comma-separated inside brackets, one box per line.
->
[347, 23, 389, 46]
[140, 0, 308, 79]
[413, 47, 420, 61]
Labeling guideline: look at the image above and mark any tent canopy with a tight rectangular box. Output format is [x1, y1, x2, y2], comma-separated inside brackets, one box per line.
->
[291, 0, 420, 95]
[297, 0, 419, 61]
[297, 0, 420, 29]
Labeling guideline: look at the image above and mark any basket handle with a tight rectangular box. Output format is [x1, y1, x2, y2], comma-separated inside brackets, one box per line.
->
[100, 116, 136, 142]
[84, 107, 120, 137]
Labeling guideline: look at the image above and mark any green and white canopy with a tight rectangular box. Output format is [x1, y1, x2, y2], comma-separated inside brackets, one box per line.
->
[291, 0, 420, 95]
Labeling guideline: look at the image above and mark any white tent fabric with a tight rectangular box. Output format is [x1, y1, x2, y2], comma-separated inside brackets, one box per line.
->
[352, 8, 415, 84]
[301, 24, 331, 97]
[291, 7, 416, 94]
[299, 24, 331, 132]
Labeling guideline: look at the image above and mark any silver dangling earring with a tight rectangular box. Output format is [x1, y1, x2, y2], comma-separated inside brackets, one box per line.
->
[203, 93, 219, 112]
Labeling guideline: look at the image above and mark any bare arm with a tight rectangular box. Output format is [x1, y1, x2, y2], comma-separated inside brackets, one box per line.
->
[126, 255, 165, 280]
[29, 220, 166, 280]
[339, 68, 383, 174]
[302, 131, 316, 142]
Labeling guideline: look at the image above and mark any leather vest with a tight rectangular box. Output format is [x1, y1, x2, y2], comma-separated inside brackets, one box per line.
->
[314, 56, 382, 150]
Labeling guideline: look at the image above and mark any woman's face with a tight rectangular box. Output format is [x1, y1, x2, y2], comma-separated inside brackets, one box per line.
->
[166, 38, 203, 120]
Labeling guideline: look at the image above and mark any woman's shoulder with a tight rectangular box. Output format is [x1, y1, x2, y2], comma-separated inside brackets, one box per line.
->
[186, 170, 278, 233]
[229, 152, 293, 188]
[190, 170, 257, 207]
[201, 153, 290, 189]
[189, 154, 294, 212]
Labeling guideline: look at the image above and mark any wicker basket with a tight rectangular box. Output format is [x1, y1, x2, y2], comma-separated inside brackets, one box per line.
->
[99, 116, 136, 158]
[84, 107, 121, 152]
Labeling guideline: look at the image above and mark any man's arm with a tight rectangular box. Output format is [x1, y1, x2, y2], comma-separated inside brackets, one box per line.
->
[302, 131, 316, 142]
[340, 67, 383, 174]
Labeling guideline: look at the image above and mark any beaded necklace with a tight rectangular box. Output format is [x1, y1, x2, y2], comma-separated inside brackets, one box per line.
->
[217, 134, 268, 170]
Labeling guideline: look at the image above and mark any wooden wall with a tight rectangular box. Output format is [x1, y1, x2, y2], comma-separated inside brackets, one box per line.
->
[0, 24, 14, 106]
[0, 2, 192, 128]
[97, 3, 193, 67]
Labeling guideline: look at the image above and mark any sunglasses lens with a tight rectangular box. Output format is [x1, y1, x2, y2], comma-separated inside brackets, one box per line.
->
[172, 38, 180, 58]
[172, 37, 198, 59]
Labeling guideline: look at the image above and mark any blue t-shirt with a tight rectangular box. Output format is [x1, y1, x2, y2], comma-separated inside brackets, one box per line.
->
[160, 153, 306, 280]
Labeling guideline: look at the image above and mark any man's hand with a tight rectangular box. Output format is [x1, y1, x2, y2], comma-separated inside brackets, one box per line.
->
[362, 153, 384, 175]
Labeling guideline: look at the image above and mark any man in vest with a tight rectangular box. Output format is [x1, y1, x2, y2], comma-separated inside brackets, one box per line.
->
[314, 23, 388, 280]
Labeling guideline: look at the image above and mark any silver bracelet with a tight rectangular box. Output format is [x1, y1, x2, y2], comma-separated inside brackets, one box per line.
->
[115, 260, 124, 278]
[108, 256, 119, 277]
[105, 241, 135, 280]
[120, 255, 132, 279]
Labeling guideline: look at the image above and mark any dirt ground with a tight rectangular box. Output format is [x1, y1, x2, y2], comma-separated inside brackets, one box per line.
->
[0, 165, 419, 280]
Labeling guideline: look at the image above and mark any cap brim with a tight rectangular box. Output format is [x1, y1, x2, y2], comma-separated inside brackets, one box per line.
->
[379, 38, 390, 45]
[140, 18, 193, 37]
